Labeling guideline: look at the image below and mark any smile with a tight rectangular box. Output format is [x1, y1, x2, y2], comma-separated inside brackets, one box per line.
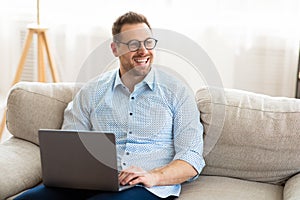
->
[133, 57, 150, 64]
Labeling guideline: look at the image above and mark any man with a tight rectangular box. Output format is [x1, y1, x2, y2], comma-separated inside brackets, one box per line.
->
[15, 11, 205, 200]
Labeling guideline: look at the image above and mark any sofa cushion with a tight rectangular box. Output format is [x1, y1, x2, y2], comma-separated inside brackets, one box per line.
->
[284, 173, 300, 200]
[196, 87, 300, 184]
[6, 82, 81, 145]
[0, 137, 41, 200]
[179, 175, 283, 200]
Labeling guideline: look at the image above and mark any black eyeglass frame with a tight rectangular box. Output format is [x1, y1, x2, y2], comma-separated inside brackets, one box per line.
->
[115, 37, 158, 52]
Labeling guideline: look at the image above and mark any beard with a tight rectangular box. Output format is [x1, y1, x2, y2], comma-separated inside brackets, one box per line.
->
[121, 56, 152, 77]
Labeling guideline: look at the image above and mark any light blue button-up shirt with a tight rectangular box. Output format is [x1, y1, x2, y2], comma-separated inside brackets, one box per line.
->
[62, 67, 205, 198]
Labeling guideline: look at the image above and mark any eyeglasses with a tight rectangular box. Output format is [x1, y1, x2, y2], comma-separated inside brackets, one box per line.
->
[116, 37, 158, 52]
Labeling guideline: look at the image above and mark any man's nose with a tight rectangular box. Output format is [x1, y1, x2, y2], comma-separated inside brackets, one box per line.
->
[137, 42, 147, 53]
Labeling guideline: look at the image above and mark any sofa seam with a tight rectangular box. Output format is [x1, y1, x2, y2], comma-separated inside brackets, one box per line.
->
[198, 102, 300, 114]
[9, 88, 71, 104]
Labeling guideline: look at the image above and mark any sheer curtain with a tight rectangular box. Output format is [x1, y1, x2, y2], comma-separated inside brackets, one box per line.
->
[0, 0, 299, 98]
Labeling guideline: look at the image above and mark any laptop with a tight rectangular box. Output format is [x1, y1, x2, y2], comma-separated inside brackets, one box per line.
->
[38, 129, 134, 191]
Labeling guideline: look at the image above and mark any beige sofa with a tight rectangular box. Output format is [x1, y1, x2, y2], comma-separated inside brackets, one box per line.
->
[1, 81, 300, 200]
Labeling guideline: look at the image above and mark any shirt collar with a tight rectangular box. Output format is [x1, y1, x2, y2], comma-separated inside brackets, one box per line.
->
[113, 68, 155, 91]
[113, 69, 123, 90]
[141, 68, 155, 91]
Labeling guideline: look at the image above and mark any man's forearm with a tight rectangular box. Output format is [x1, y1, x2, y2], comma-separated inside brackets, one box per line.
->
[150, 159, 198, 186]
[119, 160, 198, 187]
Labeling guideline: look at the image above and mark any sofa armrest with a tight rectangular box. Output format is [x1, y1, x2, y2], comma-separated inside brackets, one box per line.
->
[284, 173, 300, 200]
[0, 137, 41, 200]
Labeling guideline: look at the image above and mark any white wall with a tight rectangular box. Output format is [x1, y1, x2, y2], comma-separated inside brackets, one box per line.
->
[0, 0, 299, 98]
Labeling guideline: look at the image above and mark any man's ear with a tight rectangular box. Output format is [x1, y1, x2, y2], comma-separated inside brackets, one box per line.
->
[111, 42, 118, 57]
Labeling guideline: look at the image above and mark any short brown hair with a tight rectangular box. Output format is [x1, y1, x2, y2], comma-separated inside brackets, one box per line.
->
[112, 11, 151, 40]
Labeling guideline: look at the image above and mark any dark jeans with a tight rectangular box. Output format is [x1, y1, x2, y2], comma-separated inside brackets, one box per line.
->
[14, 185, 176, 200]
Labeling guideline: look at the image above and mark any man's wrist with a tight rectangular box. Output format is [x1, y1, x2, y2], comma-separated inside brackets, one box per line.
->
[150, 168, 163, 186]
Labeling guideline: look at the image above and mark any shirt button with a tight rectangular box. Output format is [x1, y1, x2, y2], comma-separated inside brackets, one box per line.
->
[123, 163, 126, 166]
[131, 97, 135, 100]
[129, 113, 133, 116]
[129, 131, 132, 134]
[126, 152, 130, 155]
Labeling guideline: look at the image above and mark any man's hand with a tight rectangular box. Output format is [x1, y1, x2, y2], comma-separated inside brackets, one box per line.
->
[118, 166, 158, 188]
[119, 160, 198, 188]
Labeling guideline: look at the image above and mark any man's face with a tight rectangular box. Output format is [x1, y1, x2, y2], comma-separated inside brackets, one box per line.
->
[112, 23, 155, 77]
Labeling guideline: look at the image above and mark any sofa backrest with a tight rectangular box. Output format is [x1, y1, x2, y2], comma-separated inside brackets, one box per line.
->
[196, 87, 300, 185]
[6, 82, 81, 145]
[6, 82, 300, 185]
